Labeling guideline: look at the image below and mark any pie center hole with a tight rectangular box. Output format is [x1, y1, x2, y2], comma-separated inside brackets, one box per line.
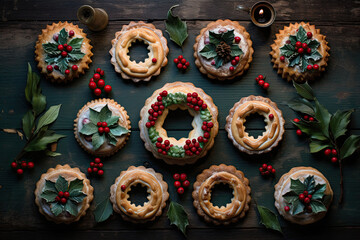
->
[128, 39, 150, 63]
[163, 108, 194, 139]
[210, 183, 234, 208]
[243, 112, 266, 138]
[128, 183, 149, 207]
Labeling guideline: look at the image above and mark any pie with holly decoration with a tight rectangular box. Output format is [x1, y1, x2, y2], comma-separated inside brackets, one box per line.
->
[34, 164, 94, 224]
[74, 98, 131, 157]
[274, 166, 333, 225]
[270, 22, 330, 83]
[193, 19, 253, 81]
[35, 21, 93, 83]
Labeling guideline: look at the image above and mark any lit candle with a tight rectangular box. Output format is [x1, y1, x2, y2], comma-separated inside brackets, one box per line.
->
[259, 9, 264, 17]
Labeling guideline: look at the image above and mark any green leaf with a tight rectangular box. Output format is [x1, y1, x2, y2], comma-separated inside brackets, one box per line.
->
[57, 57, 69, 74]
[296, 26, 307, 43]
[98, 105, 112, 122]
[309, 140, 331, 153]
[65, 199, 79, 216]
[68, 37, 83, 49]
[106, 116, 120, 126]
[307, 39, 320, 49]
[280, 44, 296, 57]
[45, 55, 61, 64]
[289, 35, 297, 45]
[51, 202, 64, 216]
[312, 184, 326, 200]
[290, 178, 305, 194]
[40, 190, 58, 202]
[32, 94, 46, 116]
[292, 120, 328, 141]
[109, 125, 129, 137]
[288, 54, 300, 67]
[300, 56, 309, 72]
[94, 197, 113, 223]
[68, 179, 84, 194]
[43, 42, 59, 52]
[34, 104, 61, 134]
[92, 132, 105, 150]
[222, 29, 235, 45]
[310, 200, 327, 214]
[25, 63, 36, 103]
[44, 179, 57, 193]
[108, 132, 118, 146]
[69, 191, 87, 203]
[283, 191, 300, 204]
[58, 28, 68, 45]
[89, 108, 100, 123]
[314, 99, 332, 138]
[80, 122, 98, 135]
[209, 30, 222, 45]
[287, 98, 315, 116]
[230, 44, 243, 57]
[167, 201, 189, 236]
[22, 110, 35, 140]
[293, 81, 315, 100]
[256, 205, 282, 234]
[199, 44, 217, 59]
[45, 150, 62, 157]
[303, 175, 315, 194]
[68, 50, 85, 61]
[340, 135, 360, 159]
[164, 5, 188, 47]
[291, 199, 305, 215]
[24, 132, 65, 152]
[214, 56, 223, 68]
[55, 175, 68, 192]
[330, 109, 354, 140]
[304, 50, 322, 62]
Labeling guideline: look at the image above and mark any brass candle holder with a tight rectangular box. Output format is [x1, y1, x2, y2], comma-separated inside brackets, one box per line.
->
[77, 5, 108, 31]
[237, 1, 276, 28]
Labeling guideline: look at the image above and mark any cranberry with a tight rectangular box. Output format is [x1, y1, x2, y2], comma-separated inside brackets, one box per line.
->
[309, 117, 314, 121]
[72, 65, 78, 71]
[54, 65, 59, 70]
[93, 167, 98, 172]
[157, 137, 163, 143]
[177, 187, 184, 194]
[64, 191, 70, 198]
[180, 173, 187, 181]
[11, 162, 17, 168]
[17, 169, 23, 175]
[94, 88, 102, 96]
[173, 173, 180, 180]
[97, 79, 105, 88]
[178, 55, 183, 60]
[57, 44, 64, 51]
[267, 165, 273, 171]
[313, 64, 319, 70]
[66, 45, 72, 52]
[299, 193, 305, 201]
[96, 68, 102, 73]
[174, 181, 181, 188]
[104, 127, 110, 133]
[104, 85, 112, 93]
[89, 82, 97, 90]
[307, 32, 313, 39]
[63, 44, 68, 48]
[304, 197, 311, 204]
[164, 140, 170, 146]
[231, 59, 237, 66]
[271, 169, 276, 174]
[332, 149, 337, 155]
[98, 170, 104, 176]
[258, 80, 264, 86]
[65, 69, 70, 75]
[161, 90, 168, 97]
[211, 60, 215, 65]
[298, 48, 304, 54]
[302, 43, 308, 49]
[21, 162, 27, 168]
[303, 115, 309, 120]
[152, 58, 157, 63]
[146, 122, 151, 128]
[235, 56, 240, 62]
[183, 180, 190, 187]
[307, 48, 311, 54]
[296, 41, 302, 48]
[331, 157, 338, 163]
[60, 198, 67, 204]
[324, 149, 331, 156]
[284, 206, 290, 212]
[98, 127, 104, 134]
[27, 162, 34, 168]
[61, 51, 68, 57]
[46, 65, 54, 72]
[258, 75, 264, 80]
[181, 58, 186, 64]
[307, 65, 313, 70]
[308, 194, 312, 199]
[69, 30, 75, 37]
[204, 132, 210, 138]
[296, 129, 302, 136]
[174, 58, 179, 64]
[263, 82, 270, 90]
[93, 73, 101, 80]
[53, 34, 59, 41]
[100, 70, 105, 76]
[303, 190, 308, 196]
[177, 63, 183, 69]
[121, 185, 126, 191]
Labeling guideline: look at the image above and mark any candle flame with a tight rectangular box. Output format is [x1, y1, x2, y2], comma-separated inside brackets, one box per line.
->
[259, 9, 264, 16]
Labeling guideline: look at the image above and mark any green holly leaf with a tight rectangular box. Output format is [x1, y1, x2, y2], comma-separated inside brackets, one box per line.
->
[58, 28, 68, 45]
[330, 109, 354, 140]
[167, 201, 189, 236]
[43, 42, 59, 52]
[283, 191, 299, 203]
[69, 191, 87, 203]
[34, 104, 62, 134]
[199, 44, 217, 59]
[98, 105, 112, 122]
[303, 176, 316, 194]
[89, 108, 100, 123]
[314, 99, 332, 138]
[106, 116, 120, 127]
[57, 57, 69, 74]
[309, 140, 331, 153]
[44, 179, 57, 193]
[94, 197, 114, 223]
[291, 199, 305, 215]
[68, 50, 85, 61]
[310, 200, 327, 214]
[290, 178, 305, 194]
[51, 202, 64, 216]
[92, 132, 105, 150]
[164, 5, 188, 47]
[288, 54, 300, 67]
[110, 125, 129, 137]
[214, 56, 223, 68]
[296, 26, 307, 43]
[289, 35, 297, 45]
[304, 50, 322, 62]
[256, 205, 283, 234]
[230, 44, 243, 57]
[209, 31, 222, 45]
[108, 132, 118, 146]
[65, 199, 79, 216]
[40, 190, 58, 203]
[292, 120, 328, 141]
[24, 132, 65, 152]
[79, 122, 98, 135]
[55, 175, 68, 193]
[222, 29, 235, 45]
[300, 56, 309, 72]
[45, 55, 61, 65]
[312, 184, 326, 200]
[68, 179, 84, 194]
[68, 37, 83, 49]
[307, 39, 320, 49]
[22, 110, 35, 140]
[340, 135, 360, 159]
[293, 81, 315, 100]
[287, 98, 315, 116]
[280, 44, 296, 57]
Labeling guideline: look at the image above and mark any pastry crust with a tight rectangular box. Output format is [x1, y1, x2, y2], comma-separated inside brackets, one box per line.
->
[270, 22, 330, 83]
[225, 96, 285, 154]
[193, 19, 253, 81]
[274, 167, 333, 225]
[35, 21, 93, 83]
[34, 164, 94, 224]
[192, 164, 251, 225]
[110, 21, 169, 82]
[139, 82, 219, 165]
[110, 166, 169, 223]
[74, 98, 131, 157]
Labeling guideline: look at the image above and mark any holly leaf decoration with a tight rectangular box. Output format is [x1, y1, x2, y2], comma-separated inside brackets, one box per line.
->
[340, 135, 360, 159]
[283, 191, 299, 203]
[68, 50, 85, 61]
[280, 44, 296, 57]
[287, 98, 315, 116]
[296, 26, 308, 43]
[222, 29, 235, 45]
[43, 42, 59, 52]
[214, 56, 223, 68]
[89, 108, 100, 123]
[288, 55, 300, 67]
[92, 132, 105, 150]
[58, 28, 68, 45]
[99, 105, 112, 122]
[44, 179, 57, 193]
[307, 39, 320, 49]
[167, 201, 189, 236]
[68, 178, 84, 194]
[80, 122, 98, 135]
[199, 45, 217, 59]
[304, 50, 322, 61]
[106, 116, 120, 127]
[108, 132, 118, 146]
[289, 178, 306, 194]
[230, 44, 243, 57]
[291, 199, 305, 215]
[69, 191, 87, 203]
[94, 197, 114, 223]
[312, 184, 327, 200]
[310, 200, 327, 214]
[57, 57, 69, 74]
[330, 109, 354, 140]
[165, 5, 188, 47]
[51, 202, 64, 216]
[68, 38, 83, 49]
[65, 199, 78, 216]
[55, 175, 68, 192]
[256, 205, 283, 234]
[110, 125, 129, 137]
[40, 190, 58, 203]
[293, 81, 315, 100]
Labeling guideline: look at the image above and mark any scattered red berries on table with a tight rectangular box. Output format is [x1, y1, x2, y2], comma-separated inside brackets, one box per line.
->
[173, 173, 190, 194]
[296, 129, 302, 136]
[255, 75, 270, 90]
[87, 157, 104, 176]
[89, 68, 112, 96]
[174, 55, 190, 71]
[177, 187, 185, 194]
[259, 164, 276, 177]
[11, 160, 35, 175]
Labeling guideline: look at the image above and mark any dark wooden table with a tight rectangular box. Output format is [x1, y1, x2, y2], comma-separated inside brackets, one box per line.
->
[0, 0, 359, 239]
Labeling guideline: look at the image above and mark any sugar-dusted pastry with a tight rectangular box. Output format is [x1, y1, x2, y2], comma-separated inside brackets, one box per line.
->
[110, 166, 169, 223]
[274, 167, 333, 225]
[225, 96, 285, 154]
[193, 19, 253, 81]
[109, 21, 169, 82]
[139, 82, 219, 165]
[34, 164, 94, 224]
[74, 98, 131, 157]
[35, 21, 93, 83]
[192, 164, 251, 225]
[270, 22, 330, 82]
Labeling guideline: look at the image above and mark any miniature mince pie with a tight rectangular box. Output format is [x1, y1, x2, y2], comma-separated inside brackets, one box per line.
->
[192, 164, 251, 225]
[110, 21, 169, 82]
[34, 164, 94, 224]
[194, 19, 254, 80]
[270, 22, 330, 82]
[74, 98, 131, 157]
[274, 167, 333, 225]
[35, 21, 93, 83]
[139, 82, 219, 165]
[110, 166, 169, 223]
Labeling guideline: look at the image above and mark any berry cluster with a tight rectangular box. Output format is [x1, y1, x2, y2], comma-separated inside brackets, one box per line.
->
[96, 121, 110, 134]
[259, 163, 276, 177]
[293, 116, 316, 136]
[173, 173, 190, 194]
[284, 190, 313, 213]
[186, 92, 207, 110]
[155, 137, 174, 155]
[174, 55, 190, 71]
[145, 90, 167, 128]
[255, 75, 270, 90]
[88, 68, 112, 96]
[11, 160, 34, 175]
[87, 157, 104, 176]
[54, 190, 71, 205]
[184, 121, 213, 156]
[324, 148, 338, 163]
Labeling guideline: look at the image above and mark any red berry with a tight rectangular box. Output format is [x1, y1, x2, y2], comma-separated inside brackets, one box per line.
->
[280, 56, 285, 62]
[194, 106, 200, 111]
[152, 58, 157, 63]
[54, 65, 59, 70]
[104, 127, 110, 133]
[53, 34, 59, 41]
[181, 58, 186, 64]
[157, 137, 163, 143]
[286, 40, 291, 44]
[304, 115, 309, 120]
[271, 169, 276, 174]
[55, 196, 60, 202]
[263, 82, 270, 90]
[164, 140, 170, 146]
[307, 32, 312, 39]
[60, 198, 67, 204]
[174, 58, 179, 64]
[258, 75, 264, 80]
[211, 60, 215, 65]
[96, 68, 101, 73]
[71, 65, 78, 71]
[296, 129, 302, 136]
[16, 168, 23, 175]
[304, 197, 311, 204]
[284, 206, 290, 212]
[180, 173, 187, 181]
[298, 48, 304, 54]
[331, 157, 338, 163]
[121, 185, 126, 191]
[63, 44, 68, 48]
[207, 122, 214, 128]
[97, 79, 105, 88]
[58, 191, 64, 197]
[61, 51, 68, 57]
[90, 162, 95, 167]
[255, 77, 259, 82]
[307, 205, 312, 212]
[47, 65, 53, 72]
[21, 162, 27, 168]
[97, 122, 102, 127]
[69, 30, 75, 37]
[302, 43, 308, 49]
[146, 122, 151, 128]
[267, 165, 273, 171]
[65, 69, 70, 75]
[307, 48, 312, 54]
[64, 191, 70, 198]
[182, 180, 190, 187]
[331, 149, 337, 155]
[229, 66, 234, 71]
[303, 190, 308, 196]
[161, 91, 168, 97]
[174, 181, 181, 188]
[177, 187, 184, 194]
[185, 62, 190, 67]
[204, 132, 210, 138]
[202, 104, 207, 109]
[101, 122, 107, 127]
[98, 127, 104, 134]
[66, 45, 72, 52]
[309, 117, 315, 121]
[258, 80, 264, 86]
[307, 65, 313, 70]
[313, 64, 319, 70]
[178, 55, 183, 60]
[259, 167, 264, 172]
[94, 88, 102, 96]
[308, 194, 312, 199]
[98, 170, 104, 176]
[262, 163, 268, 169]
[11, 162, 17, 168]
[324, 149, 331, 156]
[182, 65, 187, 70]
[269, 114, 274, 120]
[234, 36, 241, 43]
[235, 56, 240, 62]
[295, 41, 302, 48]
[57, 44, 64, 51]
[93, 73, 101, 80]
[100, 70, 105, 76]
[173, 173, 180, 180]
[231, 59, 237, 66]
[293, 118, 300, 123]
[93, 167, 98, 172]
[27, 162, 34, 169]
[177, 63, 183, 69]
[104, 85, 112, 93]
[299, 193, 305, 201]
[264, 171, 270, 176]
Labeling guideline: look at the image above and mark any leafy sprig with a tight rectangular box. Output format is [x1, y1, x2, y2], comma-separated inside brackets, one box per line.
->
[167, 201, 189, 236]
[288, 81, 359, 203]
[256, 205, 282, 234]
[165, 5, 188, 47]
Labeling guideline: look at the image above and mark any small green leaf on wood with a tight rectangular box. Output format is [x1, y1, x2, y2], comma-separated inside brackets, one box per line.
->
[32, 94, 47, 116]
[94, 197, 114, 223]
[24, 132, 65, 152]
[340, 135, 360, 160]
[309, 140, 331, 153]
[55, 175, 68, 193]
[293, 81, 315, 100]
[314, 99, 332, 138]
[167, 201, 189, 236]
[287, 98, 315, 116]
[45, 150, 62, 157]
[22, 110, 35, 140]
[35, 104, 62, 134]
[165, 5, 188, 47]
[256, 205, 283, 234]
[330, 109, 354, 140]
